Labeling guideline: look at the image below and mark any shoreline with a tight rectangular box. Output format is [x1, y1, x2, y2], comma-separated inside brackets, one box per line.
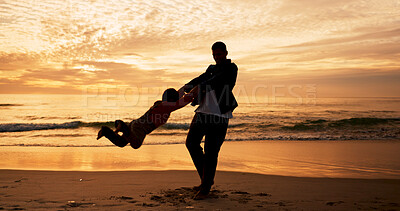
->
[1, 137, 399, 146]
[1, 169, 399, 210]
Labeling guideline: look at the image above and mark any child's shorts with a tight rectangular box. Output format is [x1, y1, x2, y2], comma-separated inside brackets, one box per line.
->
[126, 120, 156, 149]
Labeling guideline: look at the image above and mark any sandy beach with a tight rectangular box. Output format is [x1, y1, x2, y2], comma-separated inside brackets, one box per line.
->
[1, 140, 400, 210]
[1, 169, 399, 210]
[2, 0, 400, 209]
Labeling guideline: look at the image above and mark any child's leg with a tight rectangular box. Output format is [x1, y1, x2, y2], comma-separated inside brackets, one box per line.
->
[125, 124, 146, 149]
[115, 120, 130, 134]
[97, 126, 128, 147]
[116, 120, 144, 149]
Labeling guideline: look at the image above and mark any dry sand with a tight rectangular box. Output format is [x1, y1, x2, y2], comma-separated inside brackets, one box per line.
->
[0, 170, 399, 210]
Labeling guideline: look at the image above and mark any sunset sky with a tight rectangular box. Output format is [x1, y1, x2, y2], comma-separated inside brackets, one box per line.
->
[1, 0, 399, 97]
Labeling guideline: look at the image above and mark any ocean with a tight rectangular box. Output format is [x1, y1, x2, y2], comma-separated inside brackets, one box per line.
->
[0, 94, 399, 178]
[0, 94, 399, 146]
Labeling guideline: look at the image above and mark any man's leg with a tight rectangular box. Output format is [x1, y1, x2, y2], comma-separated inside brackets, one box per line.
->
[199, 115, 229, 195]
[97, 126, 128, 147]
[185, 113, 206, 180]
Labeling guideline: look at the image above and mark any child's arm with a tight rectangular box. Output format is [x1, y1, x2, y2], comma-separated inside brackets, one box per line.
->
[153, 86, 199, 114]
[176, 86, 198, 108]
[178, 83, 198, 98]
[177, 85, 187, 98]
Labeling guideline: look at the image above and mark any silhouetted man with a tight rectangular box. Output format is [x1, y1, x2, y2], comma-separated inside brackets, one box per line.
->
[179, 41, 238, 200]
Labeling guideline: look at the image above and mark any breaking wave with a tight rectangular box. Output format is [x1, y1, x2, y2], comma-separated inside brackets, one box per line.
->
[0, 121, 248, 133]
[0, 118, 398, 134]
[0, 121, 82, 132]
[281, 118, 400, 130]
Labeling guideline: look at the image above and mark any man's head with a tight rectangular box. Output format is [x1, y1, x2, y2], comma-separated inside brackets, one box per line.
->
[212, 41, 228, 64]
[162, 88, 179, 102]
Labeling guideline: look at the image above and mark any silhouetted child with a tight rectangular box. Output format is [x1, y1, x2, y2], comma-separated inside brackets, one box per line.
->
[97, 87, 197, 149]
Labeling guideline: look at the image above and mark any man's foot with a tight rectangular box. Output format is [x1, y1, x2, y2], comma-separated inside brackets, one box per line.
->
[193, 182, 213, 191]
[192, 184, 202, 192]
[193, 190, 209, 200]
[193, 186, 210, 200]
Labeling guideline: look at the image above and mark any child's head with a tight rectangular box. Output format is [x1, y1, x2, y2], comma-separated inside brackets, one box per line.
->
[162, 88, 179, 102]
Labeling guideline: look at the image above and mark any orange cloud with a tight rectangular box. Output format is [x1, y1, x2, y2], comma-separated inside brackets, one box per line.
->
[0, 0, 399, 97]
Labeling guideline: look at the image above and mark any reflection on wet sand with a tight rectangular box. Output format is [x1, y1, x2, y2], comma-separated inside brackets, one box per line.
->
[1, 140, 400, 179]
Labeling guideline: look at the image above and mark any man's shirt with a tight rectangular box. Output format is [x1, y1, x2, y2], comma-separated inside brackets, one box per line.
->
[195, 90, 233, 119]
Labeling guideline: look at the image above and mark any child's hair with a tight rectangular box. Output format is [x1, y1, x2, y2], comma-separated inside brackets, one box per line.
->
[162, 88, 179, 102]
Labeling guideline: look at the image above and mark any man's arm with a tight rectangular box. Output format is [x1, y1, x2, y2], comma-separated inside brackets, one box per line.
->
[177, 84, 190, 98]
[177, 66, 211, 98]
[178, 86, 198, 108]
[198, 63, 238, 94]
[182, 66, 214, 93]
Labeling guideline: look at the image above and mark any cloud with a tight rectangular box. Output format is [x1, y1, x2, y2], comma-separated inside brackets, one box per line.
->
[280, 28, 400, 49]
[0, 52, 42, 71]
[0, 58, 203, 94]
[1, 0, 399, 96]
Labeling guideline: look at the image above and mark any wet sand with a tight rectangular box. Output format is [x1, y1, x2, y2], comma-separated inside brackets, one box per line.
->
[0, 169, 399, 210]
[1, 140, 400, 179]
